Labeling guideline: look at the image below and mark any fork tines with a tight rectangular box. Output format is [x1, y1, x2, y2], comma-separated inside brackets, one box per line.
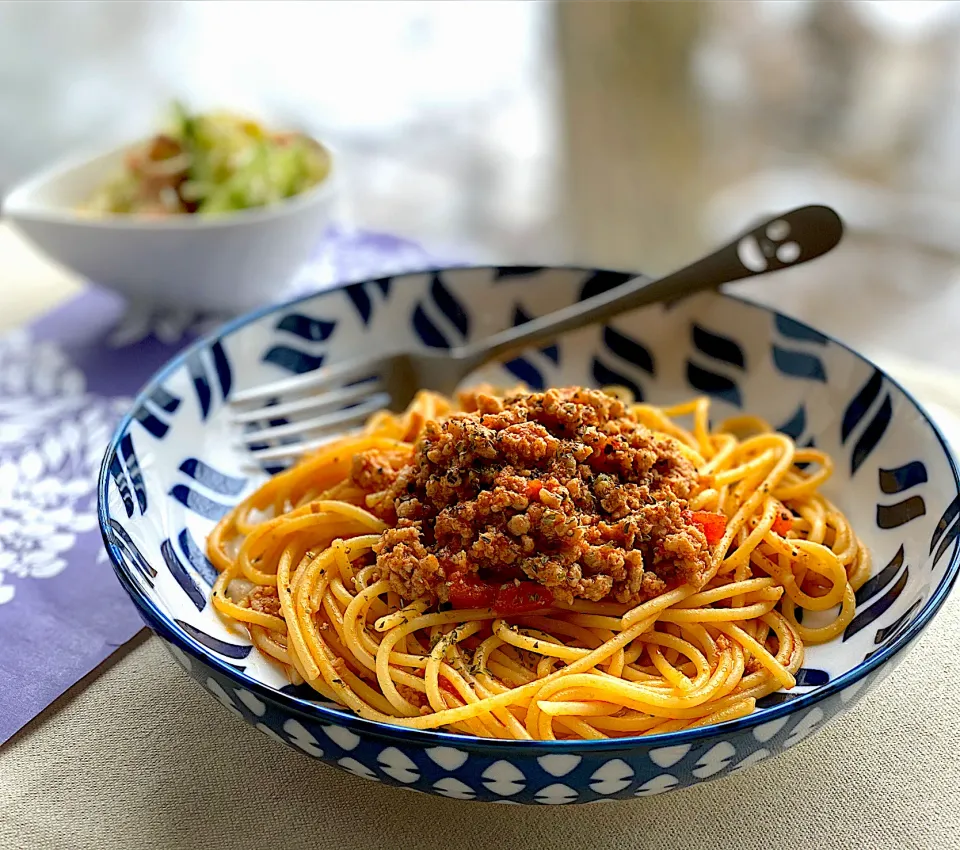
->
[229, 354, 393, 463]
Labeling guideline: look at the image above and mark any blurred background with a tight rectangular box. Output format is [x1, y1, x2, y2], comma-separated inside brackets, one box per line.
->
[3, 0, 960, 372]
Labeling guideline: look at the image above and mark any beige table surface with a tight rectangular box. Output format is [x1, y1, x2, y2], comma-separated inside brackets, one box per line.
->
[1, 224, 959, 850]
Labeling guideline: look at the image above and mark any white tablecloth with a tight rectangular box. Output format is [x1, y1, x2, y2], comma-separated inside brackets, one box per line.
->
[1, 228, 959, 850]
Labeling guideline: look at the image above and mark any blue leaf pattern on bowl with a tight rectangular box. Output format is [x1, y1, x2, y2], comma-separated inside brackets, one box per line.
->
[97, 266, 960, 803]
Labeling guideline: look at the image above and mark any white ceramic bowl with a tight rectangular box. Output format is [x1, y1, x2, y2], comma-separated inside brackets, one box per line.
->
[2, 139, 336, 313]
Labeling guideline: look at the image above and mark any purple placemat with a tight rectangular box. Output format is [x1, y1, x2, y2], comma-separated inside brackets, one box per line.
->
[0, 227, 448, 744]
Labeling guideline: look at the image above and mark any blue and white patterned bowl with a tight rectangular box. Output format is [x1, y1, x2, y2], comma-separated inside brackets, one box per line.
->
[98, 266, 960, 804]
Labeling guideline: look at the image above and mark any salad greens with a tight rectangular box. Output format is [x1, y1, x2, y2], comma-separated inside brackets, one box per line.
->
[88, 102, 331, 217]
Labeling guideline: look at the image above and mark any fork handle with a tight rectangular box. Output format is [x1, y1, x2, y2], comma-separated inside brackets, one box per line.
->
[454, 205, 843, 369]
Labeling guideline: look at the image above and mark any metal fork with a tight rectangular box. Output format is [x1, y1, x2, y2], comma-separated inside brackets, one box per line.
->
[231, 205, 843, 463]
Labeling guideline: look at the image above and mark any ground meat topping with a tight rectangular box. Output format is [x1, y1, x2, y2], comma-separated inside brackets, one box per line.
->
[362, 388, 711, 606]
[246, 585, 282, 617]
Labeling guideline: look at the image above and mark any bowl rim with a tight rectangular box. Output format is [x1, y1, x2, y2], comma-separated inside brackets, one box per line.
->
[97, 263, 960, 753]
[2, 135, 336, 231]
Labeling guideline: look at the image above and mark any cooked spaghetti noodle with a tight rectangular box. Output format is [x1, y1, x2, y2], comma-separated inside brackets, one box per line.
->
[207, 387, 869, 740]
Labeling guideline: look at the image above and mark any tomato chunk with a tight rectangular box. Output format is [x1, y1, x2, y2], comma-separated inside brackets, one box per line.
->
[772, 510, 793, 536]
[525, 480, 543, 500]
[447, 576, 496, 609]
[493, 581, 554, 616]
[687, 510, 728, 545]
[448, 575, 553, 616]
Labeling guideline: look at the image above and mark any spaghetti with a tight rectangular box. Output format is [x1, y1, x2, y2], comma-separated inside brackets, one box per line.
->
[207, 387, 869, 740]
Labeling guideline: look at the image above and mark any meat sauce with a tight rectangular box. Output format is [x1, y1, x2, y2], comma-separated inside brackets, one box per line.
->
[352, 388, 718, 610]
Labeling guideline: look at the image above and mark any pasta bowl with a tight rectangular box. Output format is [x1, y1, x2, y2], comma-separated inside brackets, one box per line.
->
[98, 265, 960, 803]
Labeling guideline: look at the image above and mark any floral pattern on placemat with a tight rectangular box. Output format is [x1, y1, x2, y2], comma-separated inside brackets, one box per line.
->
[0, 329, 129, 605]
